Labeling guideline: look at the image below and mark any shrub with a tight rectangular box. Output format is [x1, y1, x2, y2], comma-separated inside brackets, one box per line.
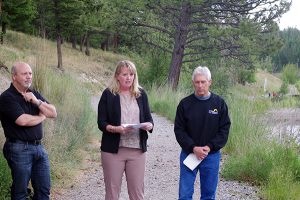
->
[138, 51, 170, 87]
[279, 82, 288, 95]
[281, 64, 298, 84]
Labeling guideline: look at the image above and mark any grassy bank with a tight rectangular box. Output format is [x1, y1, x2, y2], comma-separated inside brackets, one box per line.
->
[223, 93, 300, 200]
[35, 66, 98, 186]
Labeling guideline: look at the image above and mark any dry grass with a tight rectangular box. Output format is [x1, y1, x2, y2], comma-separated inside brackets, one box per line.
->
[232, 70, 283, 98]
[0, 69, 10, 93]
[0, 30, 128, 94]
[255, 70, 282, 92]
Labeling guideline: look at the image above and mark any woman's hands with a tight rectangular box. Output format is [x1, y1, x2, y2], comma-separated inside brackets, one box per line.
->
[140, 122, 153, 131]
[107, 122, 153, 134]
[106, 125, 134, 134]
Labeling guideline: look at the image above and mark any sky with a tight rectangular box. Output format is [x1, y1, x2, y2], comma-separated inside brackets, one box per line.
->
[278, 0, 300, 30]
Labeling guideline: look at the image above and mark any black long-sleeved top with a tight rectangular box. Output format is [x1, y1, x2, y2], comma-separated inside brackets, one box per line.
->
[174, 92, 231, 154]
[97, 88, 153, 153]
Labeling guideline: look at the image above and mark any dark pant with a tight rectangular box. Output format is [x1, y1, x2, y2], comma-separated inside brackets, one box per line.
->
[3, 141, 51, 200]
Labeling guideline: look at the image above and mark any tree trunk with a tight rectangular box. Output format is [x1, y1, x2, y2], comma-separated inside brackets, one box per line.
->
[56, 34, 63, 69]
[85, 33, 90, 56]
[167, 2, 191, 89]
[1, 22, 6, 45]
[80, 33, 86, 52]
[112, 33, 120, 52]
[39, 26, 46, 39]
[38, 12, 46, 39]
[100, 35, 109, 51]
[0, 0, 3, 45]
[71, 34, 76, 49]
[54, 0, 63, 69]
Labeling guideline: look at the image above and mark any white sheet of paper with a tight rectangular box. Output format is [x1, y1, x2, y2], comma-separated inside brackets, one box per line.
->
[183, 153, 202, 171]
[122, 123, 144, 129]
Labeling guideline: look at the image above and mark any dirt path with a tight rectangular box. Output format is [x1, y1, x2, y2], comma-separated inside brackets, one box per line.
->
[52, 96, 260, 200]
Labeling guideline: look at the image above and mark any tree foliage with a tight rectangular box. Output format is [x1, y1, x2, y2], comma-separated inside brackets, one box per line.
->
[272, 28, 300, 72]
[0, 0, 293, 86]
[35, 0, 86, 68]
[1, 0, 36, 33]
[119, 0, 291, 88]
[1, 0, 36, 44]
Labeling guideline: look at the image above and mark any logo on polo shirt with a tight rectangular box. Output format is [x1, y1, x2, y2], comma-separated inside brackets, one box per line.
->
[208, 108, 218, 114]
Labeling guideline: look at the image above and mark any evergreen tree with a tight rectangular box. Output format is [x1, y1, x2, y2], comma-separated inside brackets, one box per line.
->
[34, 0, 85, 69]
[1, 0, 36, 44]
[272, 28, 300, 71]
[117, 0, 291, 89]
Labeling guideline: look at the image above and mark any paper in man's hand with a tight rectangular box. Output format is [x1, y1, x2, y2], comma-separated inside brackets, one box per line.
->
[183, 153, 202, 171]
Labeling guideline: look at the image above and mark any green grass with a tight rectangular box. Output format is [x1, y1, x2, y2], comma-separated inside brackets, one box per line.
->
[147, 84, 189, 121]
[263, 166, 300, 200]
[0, 154, 11, 200]
[222, 92, 300, 200]
[224, 98, 266, 155]
[33, 66, 98, 186]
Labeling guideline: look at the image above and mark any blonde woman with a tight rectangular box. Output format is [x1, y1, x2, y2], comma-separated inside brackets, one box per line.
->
[97, 60, 154, 200]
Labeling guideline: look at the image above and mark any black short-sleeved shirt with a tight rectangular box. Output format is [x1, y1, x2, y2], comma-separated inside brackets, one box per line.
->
[0, 83, 47, 141]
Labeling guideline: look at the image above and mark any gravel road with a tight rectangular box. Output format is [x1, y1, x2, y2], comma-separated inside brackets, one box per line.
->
[52, 95, 260, 200]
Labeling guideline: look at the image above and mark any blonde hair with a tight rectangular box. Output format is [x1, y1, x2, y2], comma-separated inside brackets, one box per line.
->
[109, 60, 141, 97]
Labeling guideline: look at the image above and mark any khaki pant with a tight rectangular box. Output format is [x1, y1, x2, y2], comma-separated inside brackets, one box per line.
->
[101, 147, 146, 200]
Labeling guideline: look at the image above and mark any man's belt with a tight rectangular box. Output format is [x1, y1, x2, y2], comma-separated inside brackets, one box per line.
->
[6, 138, 42, 145]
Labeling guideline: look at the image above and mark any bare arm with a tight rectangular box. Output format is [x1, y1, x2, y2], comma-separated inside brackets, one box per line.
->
[15, 112, 46, 126]
[106, 125, 133, 134]
[23, 92, 57, 118]
[37, 101, 57, 118]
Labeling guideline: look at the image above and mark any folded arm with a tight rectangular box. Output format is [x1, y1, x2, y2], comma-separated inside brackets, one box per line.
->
[23, 92, 57, 118]
[37, 100, 57, 118]
[15, 112, 46, 126]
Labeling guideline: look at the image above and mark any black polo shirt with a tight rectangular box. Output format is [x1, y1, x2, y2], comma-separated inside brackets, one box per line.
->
[0, 83, 47, 141]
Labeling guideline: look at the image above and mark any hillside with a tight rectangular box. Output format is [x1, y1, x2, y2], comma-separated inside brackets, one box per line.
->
[2, 31, 293, 97]
[0, 30, 129, 95]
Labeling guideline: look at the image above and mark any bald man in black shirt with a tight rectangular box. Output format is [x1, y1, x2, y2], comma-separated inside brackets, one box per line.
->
[0, 62, 57, 200]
